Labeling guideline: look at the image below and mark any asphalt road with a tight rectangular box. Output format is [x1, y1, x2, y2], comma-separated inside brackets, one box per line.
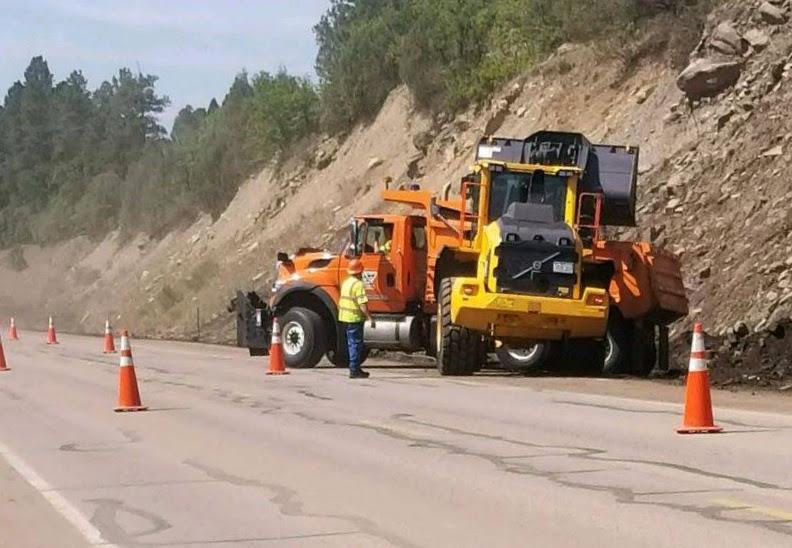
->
[1, 333, 792, 547]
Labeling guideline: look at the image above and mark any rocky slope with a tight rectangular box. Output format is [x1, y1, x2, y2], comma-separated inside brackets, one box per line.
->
[1, 0, 791, 381]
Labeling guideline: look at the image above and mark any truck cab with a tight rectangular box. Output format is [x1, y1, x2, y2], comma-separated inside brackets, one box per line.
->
[234, 213, 430, 369]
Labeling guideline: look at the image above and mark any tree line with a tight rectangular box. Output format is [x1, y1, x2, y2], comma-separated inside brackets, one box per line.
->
[0, 57, 318, 245]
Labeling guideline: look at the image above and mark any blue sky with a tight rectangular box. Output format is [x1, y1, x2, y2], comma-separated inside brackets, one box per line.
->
[0, 0, 331, 130]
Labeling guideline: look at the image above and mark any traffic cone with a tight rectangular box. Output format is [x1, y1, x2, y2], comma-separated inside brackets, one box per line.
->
[677, 323, 722, 434]
[46, 316, 58, 345]
[114, 330, 147, 412]
[7, 318, 18, 341]
[102, 319, 116, 354]
[0, 332, 10, 372]
[266, 317, 289, 375]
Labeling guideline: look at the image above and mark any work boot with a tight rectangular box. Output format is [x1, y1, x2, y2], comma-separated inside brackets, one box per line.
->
[349, 370, 370, 379]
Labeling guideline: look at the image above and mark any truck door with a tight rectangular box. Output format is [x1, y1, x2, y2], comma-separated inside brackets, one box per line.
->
[344, 219, 406, 313]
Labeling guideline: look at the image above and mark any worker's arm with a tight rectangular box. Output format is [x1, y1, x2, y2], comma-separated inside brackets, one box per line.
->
[359, 302, 375, 328]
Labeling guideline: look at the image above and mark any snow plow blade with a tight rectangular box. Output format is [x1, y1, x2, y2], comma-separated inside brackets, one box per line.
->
[231, 291, 271, 356]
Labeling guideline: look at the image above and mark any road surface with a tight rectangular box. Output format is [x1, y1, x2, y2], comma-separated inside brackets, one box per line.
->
[1, 333, 791, 547]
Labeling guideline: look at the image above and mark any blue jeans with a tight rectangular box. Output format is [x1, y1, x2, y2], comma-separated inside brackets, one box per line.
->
[343, 322, 365, 373]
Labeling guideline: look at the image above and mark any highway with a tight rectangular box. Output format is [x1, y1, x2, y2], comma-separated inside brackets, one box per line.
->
[1, 333, 791, 547]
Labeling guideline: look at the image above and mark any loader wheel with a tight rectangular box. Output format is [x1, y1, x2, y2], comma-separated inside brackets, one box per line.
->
[436, 278, 482, 375]
[280, 307, 327, 368]
[496, 343, 550, 371]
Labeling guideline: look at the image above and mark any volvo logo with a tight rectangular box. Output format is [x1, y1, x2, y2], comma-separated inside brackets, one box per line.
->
[512, 252, 561, 280]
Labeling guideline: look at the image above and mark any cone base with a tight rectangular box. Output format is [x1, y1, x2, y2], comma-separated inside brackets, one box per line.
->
[0, 368, 10, 372]
[103, 350, 117, 354]
[266, 370, 290, 375]
[47, 342, 59, 345]
[114, 406, 148, 412]
[677, 425, 723, 434]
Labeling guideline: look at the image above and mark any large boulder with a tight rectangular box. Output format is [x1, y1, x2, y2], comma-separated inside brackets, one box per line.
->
[676, 58, 743, 99]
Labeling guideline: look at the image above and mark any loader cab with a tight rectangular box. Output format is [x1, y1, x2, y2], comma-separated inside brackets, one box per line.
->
[344, 215, 427, 313]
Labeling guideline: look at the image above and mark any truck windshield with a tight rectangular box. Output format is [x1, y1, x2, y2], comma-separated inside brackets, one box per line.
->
[488, 170, 568, 222]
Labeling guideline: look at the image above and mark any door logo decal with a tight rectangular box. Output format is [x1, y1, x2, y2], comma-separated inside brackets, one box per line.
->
[362, 271, 377, 289]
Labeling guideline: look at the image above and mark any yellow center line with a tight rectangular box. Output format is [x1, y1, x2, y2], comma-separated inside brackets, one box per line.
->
[712, 498, 792, 521]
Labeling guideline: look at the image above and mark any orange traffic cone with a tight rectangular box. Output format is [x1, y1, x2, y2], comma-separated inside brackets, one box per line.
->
[677, 323, 722, 434]
[266, 317, 289, 375]
[102, 318, 116, 354]
[7, 318, 19, 341]
[114, 330, 147, 412]
[46, 316, 58, 345]
[0, 332, 10, 372]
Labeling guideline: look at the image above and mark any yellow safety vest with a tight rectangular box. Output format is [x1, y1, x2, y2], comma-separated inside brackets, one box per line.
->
[338, 276, 368, 322]
[381, 240, 392, 253]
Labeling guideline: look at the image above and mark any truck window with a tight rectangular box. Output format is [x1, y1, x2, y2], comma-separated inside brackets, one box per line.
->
[364, 223, 394, 254]
[488, 170, 567, 223]
[411, 226, 426, 250]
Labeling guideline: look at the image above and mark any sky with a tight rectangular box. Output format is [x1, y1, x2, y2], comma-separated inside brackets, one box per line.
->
[0, 0, 332, 130]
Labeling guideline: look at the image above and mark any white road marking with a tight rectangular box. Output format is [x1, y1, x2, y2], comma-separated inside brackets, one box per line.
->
[0, 440, 118, 547]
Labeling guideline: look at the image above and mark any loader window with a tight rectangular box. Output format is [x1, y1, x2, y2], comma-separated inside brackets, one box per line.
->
[489, 170, 567, 223]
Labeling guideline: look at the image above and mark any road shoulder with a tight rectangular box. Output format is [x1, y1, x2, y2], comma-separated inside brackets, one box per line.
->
[0, 454, 89, 548]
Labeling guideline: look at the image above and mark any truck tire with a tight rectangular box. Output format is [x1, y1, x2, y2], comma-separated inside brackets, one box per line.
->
[602, 313, 657, 376]
[326, 346, 369, 369]
[279, 307, 327, 368]
[603, 312, 630, 375]
[496, 343, 550, 371]
[436, 278, 481, 375]
[426, 316, 438, 358]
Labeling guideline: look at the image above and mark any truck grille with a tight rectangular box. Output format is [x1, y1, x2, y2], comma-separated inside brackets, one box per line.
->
[493, 241, 577, 298]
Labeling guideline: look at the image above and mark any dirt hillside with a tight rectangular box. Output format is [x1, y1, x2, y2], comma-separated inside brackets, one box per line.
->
[1, 0, 791, 381]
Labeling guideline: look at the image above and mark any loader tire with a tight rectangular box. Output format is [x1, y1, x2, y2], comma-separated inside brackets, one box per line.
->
[436, 278, 482, 376]
[280, 307, 327, 369]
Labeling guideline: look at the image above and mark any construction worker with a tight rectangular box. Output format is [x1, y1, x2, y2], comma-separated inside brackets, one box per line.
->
[339, 259, 375, 378]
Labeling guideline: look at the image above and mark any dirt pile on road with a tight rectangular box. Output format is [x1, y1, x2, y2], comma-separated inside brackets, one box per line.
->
[708, 319, 792, 391]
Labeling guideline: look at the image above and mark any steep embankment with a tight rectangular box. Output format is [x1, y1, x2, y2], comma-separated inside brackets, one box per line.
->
[2, 0, 792, 373]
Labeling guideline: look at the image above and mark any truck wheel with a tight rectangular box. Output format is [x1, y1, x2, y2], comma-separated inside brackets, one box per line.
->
[426, 316, 437, 358]
[632, 322, 657, 377]
[436, 278, 481, 376]
[603, 313, 630, 375]
[326, 346, 369, 368]
[280, 307, 327, 368]
[496, 343, 549, 371]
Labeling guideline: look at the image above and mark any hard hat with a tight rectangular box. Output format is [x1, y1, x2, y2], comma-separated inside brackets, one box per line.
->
[347, 260, 364, 275]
